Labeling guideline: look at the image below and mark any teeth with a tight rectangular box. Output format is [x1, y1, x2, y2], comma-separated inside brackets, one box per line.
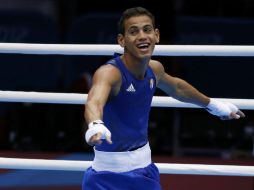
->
[138, 44, 149, 48]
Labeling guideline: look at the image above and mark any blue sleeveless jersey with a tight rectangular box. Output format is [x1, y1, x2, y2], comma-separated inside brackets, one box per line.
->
[95, 54, 157, 152]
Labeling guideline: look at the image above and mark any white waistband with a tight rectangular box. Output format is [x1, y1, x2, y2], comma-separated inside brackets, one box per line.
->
[92, 143, 152, 173]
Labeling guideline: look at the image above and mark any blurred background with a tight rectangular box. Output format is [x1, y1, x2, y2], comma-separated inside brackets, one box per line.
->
[0, 0, 254, 189]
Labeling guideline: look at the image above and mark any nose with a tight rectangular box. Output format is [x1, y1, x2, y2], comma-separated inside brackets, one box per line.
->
[137, 30, 147, 40]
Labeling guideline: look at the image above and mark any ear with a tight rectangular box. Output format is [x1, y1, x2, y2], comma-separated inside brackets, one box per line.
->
[155, 29, 160, 43]
[117, 34, 125, 47]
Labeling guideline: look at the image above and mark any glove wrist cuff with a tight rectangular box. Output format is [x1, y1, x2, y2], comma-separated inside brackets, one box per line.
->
[88, 119, 104, 128]
[206, 98, 216, 111]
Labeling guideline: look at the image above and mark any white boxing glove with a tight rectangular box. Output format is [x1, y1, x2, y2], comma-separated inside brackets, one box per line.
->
[206, 98, 240, 119]
[85, 120, 111, 144]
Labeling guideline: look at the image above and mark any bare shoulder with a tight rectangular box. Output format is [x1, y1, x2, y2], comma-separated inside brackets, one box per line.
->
[92, 64, 122, 96]
[149, 59, 165, 84]
[93, 64, 122, 84]
[149, 60, 165, 72]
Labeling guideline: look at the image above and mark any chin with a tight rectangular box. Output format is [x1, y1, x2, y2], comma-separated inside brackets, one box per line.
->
[140, 51, 152, 57]
[138, 54, 151, 61]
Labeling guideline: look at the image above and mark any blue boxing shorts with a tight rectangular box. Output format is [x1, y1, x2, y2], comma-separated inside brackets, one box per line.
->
[82, 143, 161, 190]
[82, 163, 161, 190]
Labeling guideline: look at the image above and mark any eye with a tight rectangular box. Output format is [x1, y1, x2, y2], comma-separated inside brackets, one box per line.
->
[128, 27, 139, 36]
[143, 25, 153, 33]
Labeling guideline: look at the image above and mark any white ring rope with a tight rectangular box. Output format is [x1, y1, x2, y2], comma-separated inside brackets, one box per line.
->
[0, 43, 254, 56]
[0, 157, 253, 176]
[0, 90, 254, 109]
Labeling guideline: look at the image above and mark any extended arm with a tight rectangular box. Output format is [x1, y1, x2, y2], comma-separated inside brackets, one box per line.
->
[84, 65, 121, 145]
[150, 60, 245, 120]
[158, 73, 210, 107]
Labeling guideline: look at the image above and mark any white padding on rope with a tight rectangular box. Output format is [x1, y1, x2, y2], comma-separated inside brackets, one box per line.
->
[0, 43, 254, 56]
[156, 163, 254, 176]
[0, 91, 87, 105]
[0, 157, 253, 176]
[0, 157, 90, 171]
[0, 90, 254, 110]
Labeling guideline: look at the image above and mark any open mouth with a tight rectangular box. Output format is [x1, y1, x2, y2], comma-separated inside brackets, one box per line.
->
[137, 43, 150, 50]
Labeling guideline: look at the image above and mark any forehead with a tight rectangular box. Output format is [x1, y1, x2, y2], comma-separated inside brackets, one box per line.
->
[124, 15, 153, 29]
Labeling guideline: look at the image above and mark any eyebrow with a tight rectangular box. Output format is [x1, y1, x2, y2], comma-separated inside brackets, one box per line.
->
[128, 24, 153, 30]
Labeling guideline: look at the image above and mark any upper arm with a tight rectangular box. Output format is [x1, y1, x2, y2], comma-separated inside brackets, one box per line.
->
[87, 64, 121, 108]
[150, 60, 210, 106]
[150, 60, 179, 96]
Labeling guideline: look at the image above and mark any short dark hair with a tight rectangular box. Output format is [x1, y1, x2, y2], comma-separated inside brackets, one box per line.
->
[118, 7, 155, 34]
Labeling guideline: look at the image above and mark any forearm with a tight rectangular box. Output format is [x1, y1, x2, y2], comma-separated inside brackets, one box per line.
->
[156, 68, 244, 120]
[173, 79, 210, 107]
[84, 100, 104, 124]
[84, 101, 112, 145]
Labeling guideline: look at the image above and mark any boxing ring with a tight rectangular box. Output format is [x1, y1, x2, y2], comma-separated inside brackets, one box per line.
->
[0, 43, 254, 178]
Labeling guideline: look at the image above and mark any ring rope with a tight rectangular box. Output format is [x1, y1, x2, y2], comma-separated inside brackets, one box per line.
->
[0, 43, 254, 56]
[0, 90, 254, 109]
[0, 157, 253, 176]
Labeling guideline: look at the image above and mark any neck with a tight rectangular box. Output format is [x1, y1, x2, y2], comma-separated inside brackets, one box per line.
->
[122, 54, 150, 80]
